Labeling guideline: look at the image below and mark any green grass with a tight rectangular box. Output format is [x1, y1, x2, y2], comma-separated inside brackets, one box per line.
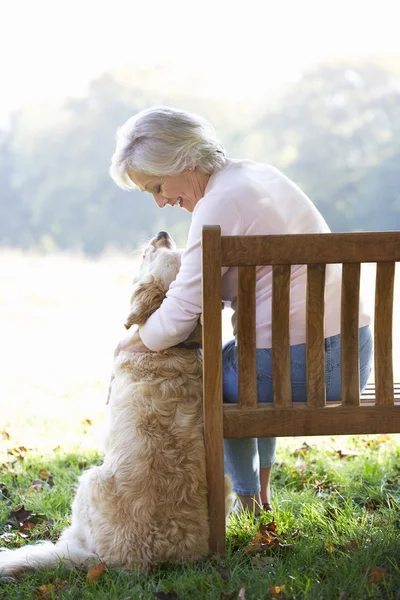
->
[1, 251, 400, 599]
[1, 435, 400, 599]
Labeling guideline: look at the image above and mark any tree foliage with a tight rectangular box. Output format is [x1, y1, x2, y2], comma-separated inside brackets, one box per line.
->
[1, 60, 399, 254]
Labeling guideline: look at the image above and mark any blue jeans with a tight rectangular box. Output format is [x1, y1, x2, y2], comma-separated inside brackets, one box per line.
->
[222, 326, 373, 495]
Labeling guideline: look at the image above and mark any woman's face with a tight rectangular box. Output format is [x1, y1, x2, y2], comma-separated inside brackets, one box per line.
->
[128, 168, 209, 213]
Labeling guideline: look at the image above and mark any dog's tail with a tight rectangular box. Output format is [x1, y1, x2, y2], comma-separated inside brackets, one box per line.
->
[0, 536, 97, 576]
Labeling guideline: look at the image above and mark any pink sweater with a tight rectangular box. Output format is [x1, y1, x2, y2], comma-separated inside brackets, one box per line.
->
[140, 159, 371, 351]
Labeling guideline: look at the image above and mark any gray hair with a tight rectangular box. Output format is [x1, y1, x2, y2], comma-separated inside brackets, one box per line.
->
[109, 106, 226, 190]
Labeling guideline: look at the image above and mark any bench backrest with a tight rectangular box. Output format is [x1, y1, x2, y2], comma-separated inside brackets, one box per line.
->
[202, 226, 399, 414]
[201, 226, 399, 554]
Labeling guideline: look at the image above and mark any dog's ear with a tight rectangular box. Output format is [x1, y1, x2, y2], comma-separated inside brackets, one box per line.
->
[124, 275, 167, 329]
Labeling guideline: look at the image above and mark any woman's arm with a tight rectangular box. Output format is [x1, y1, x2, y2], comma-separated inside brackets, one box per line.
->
[139, 192, 241, 351]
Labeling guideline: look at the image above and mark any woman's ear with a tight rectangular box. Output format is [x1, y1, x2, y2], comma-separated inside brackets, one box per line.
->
[124, 277, 167, 329]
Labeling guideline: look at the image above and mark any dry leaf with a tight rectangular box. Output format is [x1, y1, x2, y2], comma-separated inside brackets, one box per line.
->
[363, 566, 387, 583]
[27, 479, 45, 493]
[7, 446, 28, 459]
[325, 542, 336, 553]
[39, 469, 52, 479]
[20, 521, 36, 533]
[0, 431, 10, 440]
[345, 539, 359, 551]
[8, 505, 33, 526]
[269, 584, 286, 596]
[35, 580, 68, 598]
[294, 442, 311, 456]
[0, 532, 17, 542]
[86, 561, 106, 582]
[375, 434, 391, 443]
[82, 418, 92, 426]
[237, 585, 246, 599]
[35, 584, 54, 598]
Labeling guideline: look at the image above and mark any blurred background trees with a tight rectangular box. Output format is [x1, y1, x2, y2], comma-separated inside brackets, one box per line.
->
[1, 58, 399, 254]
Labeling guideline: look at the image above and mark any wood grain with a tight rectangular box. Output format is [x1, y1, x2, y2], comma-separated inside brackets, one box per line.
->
[272, 265, 292, 407]
[374, 262, 395, 405]
[201, 226, 226, 555]
[306, 264, 326, 407]
[221, 232, 400, 266]
[223, 403, 400, 438]
[237, 266, 257, 408]
[341, 263, 361, 406]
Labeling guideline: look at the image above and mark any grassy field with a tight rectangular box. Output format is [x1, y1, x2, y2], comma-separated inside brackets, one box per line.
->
[0, 250, 399, 599]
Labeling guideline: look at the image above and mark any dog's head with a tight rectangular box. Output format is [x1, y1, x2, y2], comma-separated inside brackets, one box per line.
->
[124, 231, 182, 329]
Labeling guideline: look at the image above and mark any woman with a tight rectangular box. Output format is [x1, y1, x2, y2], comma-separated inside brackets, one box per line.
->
[109, 106, 373, 515]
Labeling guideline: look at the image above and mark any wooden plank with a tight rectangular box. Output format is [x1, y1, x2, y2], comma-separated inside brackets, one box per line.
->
[341, 263, 361, 406]
[374, 262, 395, 405]
[220, 232, 400, 266]
[201, 226, 226, 556]
[306, 264, 326, 407]
[237, 266, 257, 408]
[223, 404, 400, 438]
[272, 265, 292, 407]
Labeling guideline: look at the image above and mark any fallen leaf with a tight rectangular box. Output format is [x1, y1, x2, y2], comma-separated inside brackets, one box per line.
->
[8, 505, 33, 526]
[237, 585, 246, 600]
[375, 434, 391, 443]
[27, 479, 45, 493]
[0, 532, 17, 542]
[325, 542, 336, 553]
[86, 561, 106, 582]
[20, 521, 36, 533]
[35, 584, 55, 598]
[345, 539, 359, 551]
[7, 446, 28, 459]
[0, 431, 10, 440]
[339, 448, 357, 459]
[82, 419, 92, 426]
[34, 580, 69, 598]
[363, 566, 387, 583]
[269, 584, 286, 596]
[39, 469, 52, 479]
[294, 442, 311, 456]
[365, 499, 381, 510]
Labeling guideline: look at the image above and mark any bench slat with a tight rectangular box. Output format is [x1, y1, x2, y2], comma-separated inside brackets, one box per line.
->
[375, 262, 395, 405]
[201, 226, 226, 555]
[238, 266, 257, 408]
[341, 263, 361, 406]
[272, 265, 292, 407]
[306, 264, 326, 407]
[223, 403, 400, 438]
[221, 232, 400, 266]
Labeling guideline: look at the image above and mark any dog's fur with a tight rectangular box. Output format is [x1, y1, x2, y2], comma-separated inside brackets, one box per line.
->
[0, 233, 231, 575]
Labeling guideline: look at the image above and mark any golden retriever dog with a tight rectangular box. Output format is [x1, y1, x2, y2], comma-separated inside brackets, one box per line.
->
[0, 231, 231, 575]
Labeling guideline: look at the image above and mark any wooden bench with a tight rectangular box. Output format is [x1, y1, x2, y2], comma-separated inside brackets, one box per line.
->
[201, 225, 400, 555]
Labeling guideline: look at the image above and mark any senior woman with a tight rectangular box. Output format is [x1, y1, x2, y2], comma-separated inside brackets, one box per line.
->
[109, 106, 373, 515]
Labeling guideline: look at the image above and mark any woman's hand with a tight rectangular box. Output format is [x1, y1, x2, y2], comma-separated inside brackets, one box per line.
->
[114, 327, 149, 358]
